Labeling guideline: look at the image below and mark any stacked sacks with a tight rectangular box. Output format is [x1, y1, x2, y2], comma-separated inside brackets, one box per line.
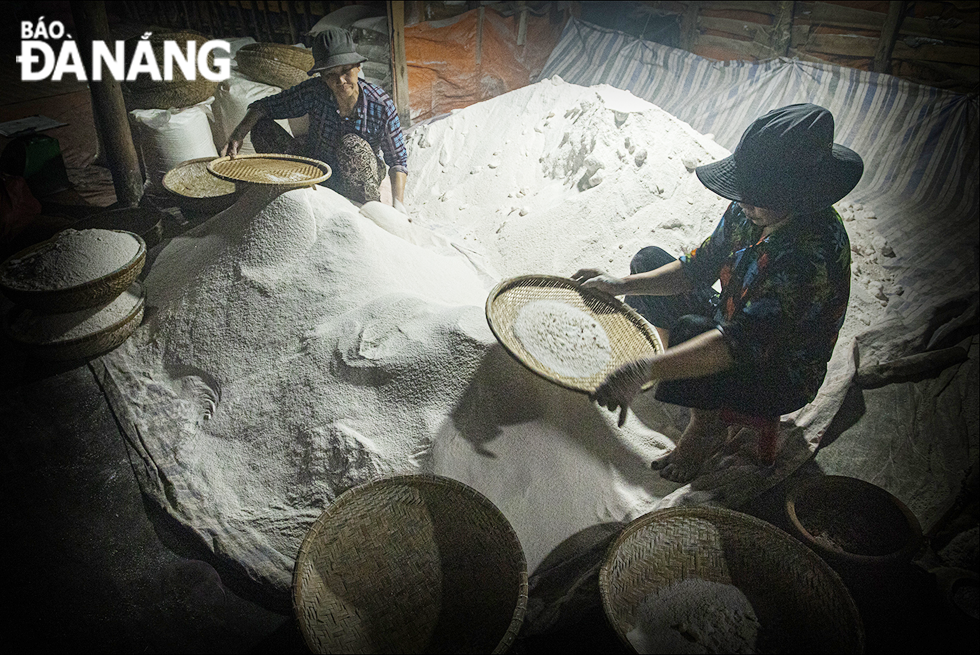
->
[123, 31, 221, 190]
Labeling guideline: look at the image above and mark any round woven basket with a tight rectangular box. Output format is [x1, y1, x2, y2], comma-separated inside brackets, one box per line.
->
[293, 474, 528, 654]
[486, 275, 663, 393]
[0, 231, 146, 314]
[163, 157, 241, 214]
[600, 506, 865, 654]
[236, 43, 312, 89]
[122, 31, 219, 110]
[207, 153, 331, 187]
[785, 475, 923, 569]
[4, 284, 144, 362]
[71, 206, 166, 250]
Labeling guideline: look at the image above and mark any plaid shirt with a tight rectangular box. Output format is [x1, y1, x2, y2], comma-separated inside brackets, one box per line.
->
[251, 78, 408, 175]
[680, 202, 851, 411]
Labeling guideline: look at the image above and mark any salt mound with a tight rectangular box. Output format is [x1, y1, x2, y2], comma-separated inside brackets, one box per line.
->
[404, 76, 733, 278]
[104, 183, 678, 593]
[101, 78, 889, 611]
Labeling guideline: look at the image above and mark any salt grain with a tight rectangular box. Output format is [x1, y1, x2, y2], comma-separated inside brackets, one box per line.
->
[513, 300, 611, 378]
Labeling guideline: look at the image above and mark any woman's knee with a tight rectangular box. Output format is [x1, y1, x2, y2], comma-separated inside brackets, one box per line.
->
[669, 314, 718, 345]
[630, 246, 675, 275]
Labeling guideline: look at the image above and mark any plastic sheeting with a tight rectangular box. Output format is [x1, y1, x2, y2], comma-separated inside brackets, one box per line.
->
[405, 7, 567, 123]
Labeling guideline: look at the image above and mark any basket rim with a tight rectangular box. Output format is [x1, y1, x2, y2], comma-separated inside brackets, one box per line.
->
[598, 505, 864, 654]
[0, 230, 146, 296]
[785, 474, 924, 565]
[163, 156, 240, 199]
[291, 473, 529, 655]
[485, 274, 664, 394]
[4, 282, 145, 349]
[207, 153, 332, 187]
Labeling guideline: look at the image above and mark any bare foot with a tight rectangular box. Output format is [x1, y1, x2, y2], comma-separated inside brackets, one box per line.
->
[651, 409, 725, 483]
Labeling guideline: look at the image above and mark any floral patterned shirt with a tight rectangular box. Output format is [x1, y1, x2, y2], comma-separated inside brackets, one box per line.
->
[679, 202, 851, 413]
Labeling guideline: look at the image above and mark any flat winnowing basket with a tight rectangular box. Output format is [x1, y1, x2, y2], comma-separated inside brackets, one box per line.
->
[486, 275, 663, 393]
[236, 44, 311, 90]
[208, 154, 330, 187]
[0, 231, 146, 314]
[293, 475, 528, 654]
[4, 286, 145, 362]
[600, 506, 865, 654]
[163, 157, 241, 214]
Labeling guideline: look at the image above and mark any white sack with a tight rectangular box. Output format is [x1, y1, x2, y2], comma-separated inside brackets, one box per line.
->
[129, 99, 219, 187]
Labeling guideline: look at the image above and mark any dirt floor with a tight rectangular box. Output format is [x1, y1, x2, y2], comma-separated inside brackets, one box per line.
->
[1, 66, 977, 654]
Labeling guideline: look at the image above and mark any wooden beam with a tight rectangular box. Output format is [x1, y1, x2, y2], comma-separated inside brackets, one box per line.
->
[388, 1, 411, 128]
[801, 1, 979, 44]
[873, 1, 907, 73]
[771, 0, 794, 56]
[699, 15, 771, 44]
[70, 1, 143, 207]
[697, 33, 774, 59]
[697, 1, 780, 15]
[679, 2, 700, 51]
[285, 1, 299, 44]
[805, 33, 880, 58]
[517, 1, 528, 47]
[476, 6, 484, 65]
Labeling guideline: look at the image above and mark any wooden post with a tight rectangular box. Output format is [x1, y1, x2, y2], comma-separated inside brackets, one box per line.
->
[388, 1, 411, 128]
[70, 1, 143, 207]
[874, 1, 908, 73]
[680, 2, 699, 52]
[516, 1, 528, 47]
[285, 1, 299, 44]
[771, 1, 794, 57]
[476, 6, 484, 65]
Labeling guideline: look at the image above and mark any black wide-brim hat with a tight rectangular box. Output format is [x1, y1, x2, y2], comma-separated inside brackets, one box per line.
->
[696, 104, 864, 215]
[308, 26, 368, 75]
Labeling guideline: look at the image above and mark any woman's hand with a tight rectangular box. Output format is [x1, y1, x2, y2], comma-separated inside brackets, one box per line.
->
[221, 133, 245, 158]
[590, 358, 654, 427]
[571, 268, 628, 296]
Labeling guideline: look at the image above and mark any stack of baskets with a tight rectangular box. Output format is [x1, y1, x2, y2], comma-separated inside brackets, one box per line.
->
[0, 229, 147, 362]
[122, 31, 219, 110]
[235, 43, 314, 90]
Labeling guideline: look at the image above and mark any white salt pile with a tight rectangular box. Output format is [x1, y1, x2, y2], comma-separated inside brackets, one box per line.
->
[9, 284, 142, 344]
[513, 300, 611, 377]
[100, 77, 891, 609]
[626, 578, 761, 654]
[1, 229, 140, 291]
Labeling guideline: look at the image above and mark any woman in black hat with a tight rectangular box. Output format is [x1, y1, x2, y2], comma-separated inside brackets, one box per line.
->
[573, 104, 864, 483]
[222, 27, 409, 210]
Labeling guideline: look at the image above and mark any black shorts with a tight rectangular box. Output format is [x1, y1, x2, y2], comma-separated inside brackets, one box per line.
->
[627, 246, 787, 417]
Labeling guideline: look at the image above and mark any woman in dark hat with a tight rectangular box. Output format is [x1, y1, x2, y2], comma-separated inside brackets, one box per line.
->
[222, 27, 408, 210]
[573, 104, 864, 483]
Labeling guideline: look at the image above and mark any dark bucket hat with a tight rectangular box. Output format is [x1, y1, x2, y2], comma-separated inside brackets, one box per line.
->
[308, 27, 368, 75]
[696, 104, 864, 214]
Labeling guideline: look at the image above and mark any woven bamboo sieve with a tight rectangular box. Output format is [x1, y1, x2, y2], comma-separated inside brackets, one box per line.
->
[4, 286, 145, 362]
[600, 506, 865, 654]
[122, 31, 218, 109]
[0, 231, 146, 314]
[485, 275, 664, 393]
[163, 157, 241, 214]
[292, 475, 528, 654]
[208, 154, 331, 187]
[236, 44, 311, 90]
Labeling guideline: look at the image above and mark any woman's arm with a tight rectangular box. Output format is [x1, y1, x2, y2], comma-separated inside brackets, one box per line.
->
[571, 259, 695, 297]
[221, 105, 267, 157]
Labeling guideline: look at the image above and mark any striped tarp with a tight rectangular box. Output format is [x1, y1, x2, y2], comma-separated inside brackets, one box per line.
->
[540, 19, 979, 323]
